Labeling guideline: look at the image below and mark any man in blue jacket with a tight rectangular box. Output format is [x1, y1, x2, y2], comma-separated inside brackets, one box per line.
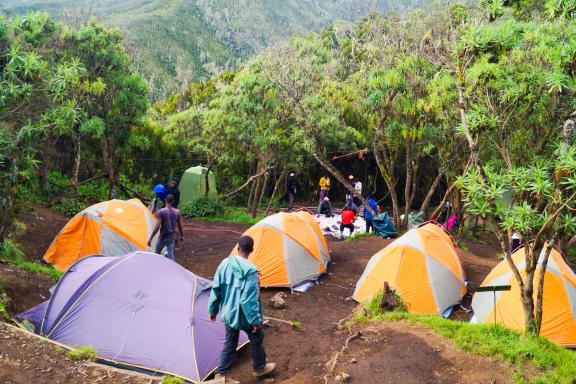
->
[209, 236, 276, 381]
[364, 193, 379, 233]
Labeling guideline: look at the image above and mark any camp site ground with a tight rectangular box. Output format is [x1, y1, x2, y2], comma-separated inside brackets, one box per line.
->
[0, 205, 520, 384]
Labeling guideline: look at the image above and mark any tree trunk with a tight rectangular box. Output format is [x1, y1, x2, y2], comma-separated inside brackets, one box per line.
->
[373, 144, 400, 226]
[256, 171, 270, 214]
[251, 166, 264, 218]
[430, 181, 455, 219]
[265, 171, 285, 216]
[522, 267, 537, 334]
[402, 140, 414, 228]
[246, 179, 256, 213]
[535, 239, 556, 335]
[205, 160, 214, 197]
[420, 170, 444, 215]
[72, 137, 82, 196]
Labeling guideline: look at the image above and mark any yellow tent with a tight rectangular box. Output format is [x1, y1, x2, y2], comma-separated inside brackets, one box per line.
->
[44, 199, 157, 271]
[471, 246, 576, 347]
[353, 223, 466, 315]
[230, 212, 330, 288]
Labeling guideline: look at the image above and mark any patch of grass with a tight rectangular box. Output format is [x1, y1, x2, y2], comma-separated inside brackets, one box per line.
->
[354, 296, 576, 384]
[456, 240, 470, 252]
[0, 240, 62, 281]
[0, 278, 11, 321]
[161, 377, 185, 384]
[194, 206, 263, 225]
[67, 346, 97, 362]
[291, 321, 304, 331]
[346, 232, 375, 242]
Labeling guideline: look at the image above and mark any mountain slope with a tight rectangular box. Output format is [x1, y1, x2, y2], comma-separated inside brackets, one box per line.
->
[2, 0, 431, 100]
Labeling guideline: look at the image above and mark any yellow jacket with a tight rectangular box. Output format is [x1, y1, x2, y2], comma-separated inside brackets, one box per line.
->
[319, 177, 331, 191]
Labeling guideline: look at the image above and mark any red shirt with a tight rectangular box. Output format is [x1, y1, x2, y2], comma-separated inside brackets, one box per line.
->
[341, 210, 355, 225]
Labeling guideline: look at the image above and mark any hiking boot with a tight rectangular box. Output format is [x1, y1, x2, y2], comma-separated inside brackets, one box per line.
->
[254, 363, 276, 379]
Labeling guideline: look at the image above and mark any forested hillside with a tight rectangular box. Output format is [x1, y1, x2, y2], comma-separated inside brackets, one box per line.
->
[2, 0, 431, 100]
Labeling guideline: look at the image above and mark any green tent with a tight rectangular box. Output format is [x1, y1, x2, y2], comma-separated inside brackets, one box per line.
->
[179, 166, 217, 204]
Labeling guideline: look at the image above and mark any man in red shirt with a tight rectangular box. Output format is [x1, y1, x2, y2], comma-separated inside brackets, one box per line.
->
[340, 205, 356, 239]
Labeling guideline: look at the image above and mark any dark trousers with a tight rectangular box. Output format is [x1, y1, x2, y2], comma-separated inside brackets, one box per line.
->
[216, 325, 267, 374]
[366, 218, 373, 233]
[340, 223, 354, 236]
[287, 192, 295, 211]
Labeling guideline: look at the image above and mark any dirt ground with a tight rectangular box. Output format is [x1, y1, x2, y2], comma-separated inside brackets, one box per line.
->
[0, 207, 515, 384]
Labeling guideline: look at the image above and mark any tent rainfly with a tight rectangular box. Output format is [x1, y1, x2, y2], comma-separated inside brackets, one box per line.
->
[353, 222, 466, 315]
[471, 245, 576, 347]
[230, 211, 330, 289]
[43, 199, 157, 271]
[179, 166, 217, 205]
[17, 252, 247, 383]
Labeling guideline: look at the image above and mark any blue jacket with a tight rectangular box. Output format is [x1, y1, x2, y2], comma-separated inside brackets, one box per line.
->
[208, 256, 263, 330]
[365, 199, 378, 220]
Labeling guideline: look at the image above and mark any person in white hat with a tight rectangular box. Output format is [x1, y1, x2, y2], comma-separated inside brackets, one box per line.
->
[286, 172, 297, 211]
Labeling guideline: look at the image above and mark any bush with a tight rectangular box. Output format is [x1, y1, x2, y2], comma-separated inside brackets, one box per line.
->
[77, 180, 109, 202]
[53, 199, 87, 217]
[67, 346, 97, 362]
[0, 239, 62, 281]
[180, 198, 226, 218]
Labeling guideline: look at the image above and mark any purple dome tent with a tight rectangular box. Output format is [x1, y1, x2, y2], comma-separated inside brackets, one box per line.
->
[17, 252, 247, 383]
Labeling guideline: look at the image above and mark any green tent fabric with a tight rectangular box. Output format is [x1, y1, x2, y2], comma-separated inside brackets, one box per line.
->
[179, 166, 217, 204]
[372, 213, 397, 238]
[408, 211, 426, 229]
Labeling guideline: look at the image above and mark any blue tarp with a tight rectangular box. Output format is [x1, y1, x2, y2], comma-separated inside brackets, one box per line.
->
[372, 213, 398, 238]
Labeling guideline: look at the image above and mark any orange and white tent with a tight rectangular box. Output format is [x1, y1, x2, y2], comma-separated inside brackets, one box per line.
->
[471, 246, 576, 347]
[44, 199, 157, 271]
[230, 212, 330, 288]
[353, 223, 466, 315]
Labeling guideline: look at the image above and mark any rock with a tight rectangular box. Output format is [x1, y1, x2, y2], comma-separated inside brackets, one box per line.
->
[335, 372, 351, 382]
[269, 293, 287, 309]
[350, 358, 357, 364]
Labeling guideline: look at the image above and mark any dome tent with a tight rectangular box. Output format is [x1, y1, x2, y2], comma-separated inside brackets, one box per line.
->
[471, 245, 576, 347]
[353, 222, 466, 315]
[18, 252, 248, 383]
[179, 166, 217, 204]
[44, 199, 157, 271]
[230, 212, 330, 289]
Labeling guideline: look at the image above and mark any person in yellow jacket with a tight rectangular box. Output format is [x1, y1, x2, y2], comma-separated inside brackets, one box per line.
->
[319, 173, 331, 202]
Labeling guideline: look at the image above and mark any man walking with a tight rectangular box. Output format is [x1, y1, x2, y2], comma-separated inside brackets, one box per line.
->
[286, 172, 297, 211]
[209, 236, 276, 382]
[147, 194, 184, 261]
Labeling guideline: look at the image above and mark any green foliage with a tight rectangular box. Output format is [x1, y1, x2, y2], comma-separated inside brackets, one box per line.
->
[0, 239, 62, 281]
[67, 346, 97, 362]
[52, 199, 87, 217]
[355, 309, 576, 384]
[180, 198, 226, 219]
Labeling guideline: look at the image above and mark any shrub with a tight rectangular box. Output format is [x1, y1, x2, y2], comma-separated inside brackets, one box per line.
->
[180, 198, 226, 218]
[0, 239, 25, 262]
[0, 239, 62, 281]
[67, 346, 97, 362]
[77, 180, 109, 202]
[53, 199, 86, 217]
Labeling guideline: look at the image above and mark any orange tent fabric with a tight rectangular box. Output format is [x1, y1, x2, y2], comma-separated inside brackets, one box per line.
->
[471, 246, 576, 347]
[44, 199, 157, 271]
[353, 223, 466, 315]
[230, 212, 330, 288]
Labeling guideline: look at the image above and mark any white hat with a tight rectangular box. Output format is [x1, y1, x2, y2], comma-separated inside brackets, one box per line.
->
[289, 173, 295, 177]
[348, 175, 354, 180]
[323, 197, 329, 201]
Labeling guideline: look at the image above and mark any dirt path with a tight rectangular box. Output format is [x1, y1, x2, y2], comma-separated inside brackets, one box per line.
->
[1, 210, 513, 383]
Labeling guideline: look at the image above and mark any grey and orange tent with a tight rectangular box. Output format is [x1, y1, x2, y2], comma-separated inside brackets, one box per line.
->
[471, 245, 576, 347]
[44, 199, 157, 271]
[230, 211, 330, 289]
[353, 222, 466, 315]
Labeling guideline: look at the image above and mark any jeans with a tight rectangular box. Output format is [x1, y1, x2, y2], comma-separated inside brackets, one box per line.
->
[366, 218, 373, 233]
[216, 325, 267, 374]
[155, 236, 175, 261]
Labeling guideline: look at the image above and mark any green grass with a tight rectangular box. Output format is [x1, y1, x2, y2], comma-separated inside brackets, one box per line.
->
[354, 296, 576, 384]
[67, 346, 97, 362]
[346, 232, 376, 242]
[0, 240, 63, 281]
[161, 377, 185, 384]
[194, 207, 263, 226]
[0, 278, 11, 321]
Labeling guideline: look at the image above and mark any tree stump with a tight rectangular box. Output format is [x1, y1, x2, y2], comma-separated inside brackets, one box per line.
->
[380, 282, 398, 311]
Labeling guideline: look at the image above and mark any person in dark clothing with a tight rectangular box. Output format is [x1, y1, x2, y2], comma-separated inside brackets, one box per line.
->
[165, 180, 180, 208]
[286, 173, 297, 211]
[147, 194, 184, 261]
[364, 193, 378, 233]
[318, 197, 333, 217]
[343, 198, 359, 216]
